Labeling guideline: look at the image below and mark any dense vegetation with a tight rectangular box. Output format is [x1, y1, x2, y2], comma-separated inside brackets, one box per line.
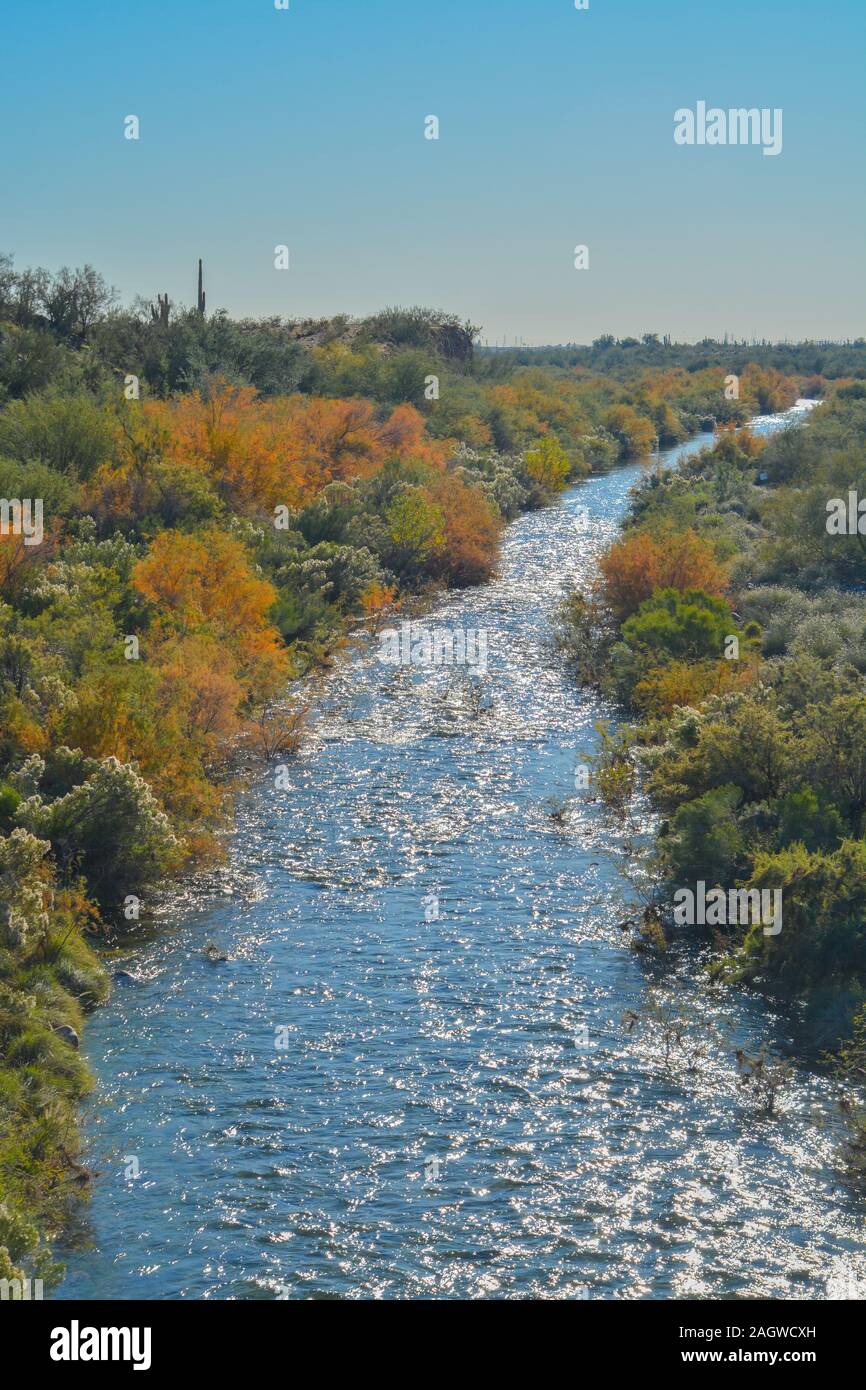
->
[2, 252, 862, 1282]
[482, 335, 866, 383]
[557, 383, 866, 1115]
[0, 255, 789, 1285]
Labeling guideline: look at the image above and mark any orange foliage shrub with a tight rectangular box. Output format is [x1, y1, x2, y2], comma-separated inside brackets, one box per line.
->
[135, 385, 451, 513]
[713, 423, 765, 458]
[599, 528, 728, 620]
[0, 531, 30, 598]
[0, 527, 55, 599]
[489, 376, 580, 441]
[151, 635, 244, 741]
[61, 663, 226, 826]
[633, 658, 755, 716]
[427, 473, 503, 587]
[132, 527, 290, 702]
[359, 581, 397, 620]
[603, 404, 656, 456]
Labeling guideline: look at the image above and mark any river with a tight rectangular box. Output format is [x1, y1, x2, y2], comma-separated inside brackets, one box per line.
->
[56, 399, 866, 1301]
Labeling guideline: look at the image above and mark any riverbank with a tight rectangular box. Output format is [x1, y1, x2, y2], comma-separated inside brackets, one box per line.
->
[558, 391, 866, 1080]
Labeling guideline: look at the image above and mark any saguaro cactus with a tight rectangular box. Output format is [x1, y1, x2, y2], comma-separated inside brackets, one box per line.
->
[150, 292, 170, 327]
[197, 259, 206, 316]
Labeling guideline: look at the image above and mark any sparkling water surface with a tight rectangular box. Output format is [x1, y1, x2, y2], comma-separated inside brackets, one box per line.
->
[57, 402, 866, 1301]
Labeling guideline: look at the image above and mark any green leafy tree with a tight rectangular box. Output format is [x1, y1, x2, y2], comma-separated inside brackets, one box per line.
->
[524, 435, 571, 495]
[0, 391, 115, 479]
[621, 587, 735, 663]
[774, 787, 845, 853]
[17, 758, 179, 911]
[383, 486, 445, 580]
[743, 840, 866, 992]
[661, 783, 744, 885]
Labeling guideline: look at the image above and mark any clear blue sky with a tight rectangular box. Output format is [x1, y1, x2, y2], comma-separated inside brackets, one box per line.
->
[1, 0, 863, 344]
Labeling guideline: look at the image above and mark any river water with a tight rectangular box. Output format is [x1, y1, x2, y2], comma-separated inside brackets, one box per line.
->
[56, 400, 866, 1301]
